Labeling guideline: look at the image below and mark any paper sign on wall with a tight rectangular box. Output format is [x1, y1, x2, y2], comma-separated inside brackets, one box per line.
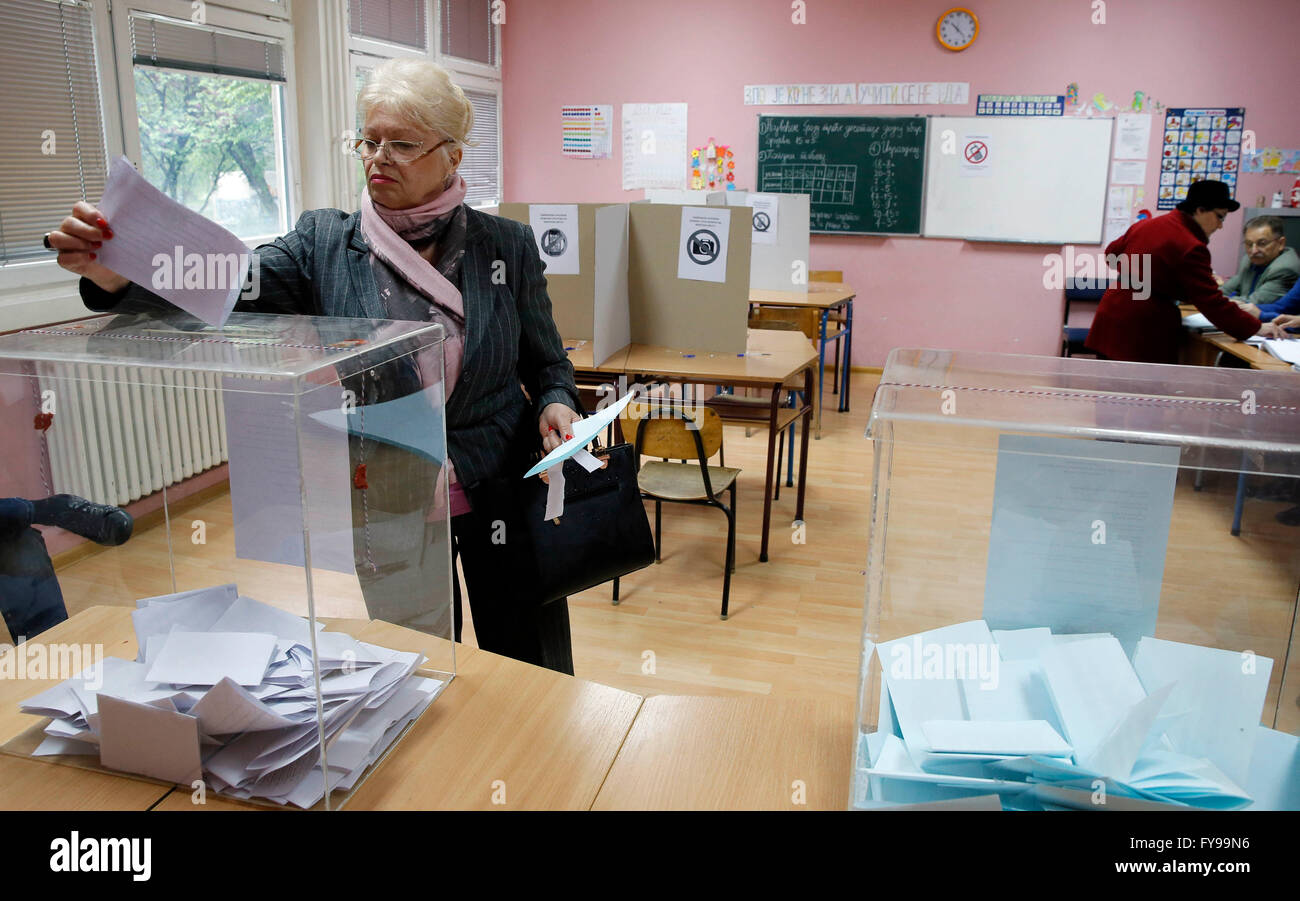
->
[960, 135, 992, 177]
[561, 105, 612, 159]
[528, 204, 580, 276]
[622, 103, 688, 190]
[746, 193, 780, 245]
[1110, 160, 1147, 186]
[1106, 186, 1133, 220]
[677, 207, 729, 283]
[1114, 114, 1152, 160]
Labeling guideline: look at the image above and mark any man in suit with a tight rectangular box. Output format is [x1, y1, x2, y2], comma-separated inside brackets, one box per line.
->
[1216, 215, 1300, 309]
[1086, 180, 1271, 363]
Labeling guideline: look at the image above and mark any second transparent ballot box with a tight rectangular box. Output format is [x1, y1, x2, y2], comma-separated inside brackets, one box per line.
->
[854, 349, 1300, 810]
[0, 312, 453, 809]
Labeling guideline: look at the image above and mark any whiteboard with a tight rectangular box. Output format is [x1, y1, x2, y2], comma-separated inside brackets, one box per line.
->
[922, 117, 1114, 244]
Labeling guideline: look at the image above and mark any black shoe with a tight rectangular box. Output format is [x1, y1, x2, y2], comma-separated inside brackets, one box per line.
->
[30, 494, 133, 546]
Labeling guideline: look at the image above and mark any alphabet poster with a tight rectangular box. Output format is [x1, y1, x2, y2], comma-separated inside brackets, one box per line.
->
[1157, 108, 1245, 210]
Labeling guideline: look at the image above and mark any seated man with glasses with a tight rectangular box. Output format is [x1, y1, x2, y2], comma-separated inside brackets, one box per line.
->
[1215, 215, 1299, 310]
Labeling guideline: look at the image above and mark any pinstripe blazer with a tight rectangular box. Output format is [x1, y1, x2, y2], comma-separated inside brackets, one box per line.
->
[81, 206, 582, 487]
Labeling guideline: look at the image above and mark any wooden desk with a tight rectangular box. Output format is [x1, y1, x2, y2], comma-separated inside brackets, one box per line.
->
[3, 608, 641, 811]
[564, 337, 629, 375]
[1180, 307, 1295, 372]
[624, 329, 817, 562]
[0, 752, 170, 810]
[342, 649, 642, 810]
[592, 695, 854, 810]
[750, 282, 857, 436]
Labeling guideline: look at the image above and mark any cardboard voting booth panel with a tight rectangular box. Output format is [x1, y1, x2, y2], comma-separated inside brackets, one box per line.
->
[627, 202, 750, 353]
[498, 203, 630, 366]
[709, 191, 811, 293]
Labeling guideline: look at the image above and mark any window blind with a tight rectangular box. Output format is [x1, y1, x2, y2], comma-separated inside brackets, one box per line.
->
[129, 12, 286, 82]
[440, 0, 495, 65]
[0, 0, 108, 265]
[349, 0, 427, 51]
[461, 89, 499, 206]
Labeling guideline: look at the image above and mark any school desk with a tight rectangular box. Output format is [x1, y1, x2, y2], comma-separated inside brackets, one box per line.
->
[591, 694, 854, 810]
[622, 328, 818, 563]
[749, 282, 857, 438]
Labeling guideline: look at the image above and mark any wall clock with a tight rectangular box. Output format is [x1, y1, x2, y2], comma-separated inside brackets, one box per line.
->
[937, 7, 979, 51]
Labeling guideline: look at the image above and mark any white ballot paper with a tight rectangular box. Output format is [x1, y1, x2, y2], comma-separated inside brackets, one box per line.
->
[528, 204, 580, 275]
[746, 193, 780, 245]
[20, 582, 446, 808]
[677, 207, 730, 283]
[94, 156, 250, 327]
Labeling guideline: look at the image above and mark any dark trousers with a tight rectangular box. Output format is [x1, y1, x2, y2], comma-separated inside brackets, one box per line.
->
[451, 507, 574, 676]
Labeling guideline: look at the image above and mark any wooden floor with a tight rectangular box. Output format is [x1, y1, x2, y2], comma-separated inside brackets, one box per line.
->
[37, 369, 1300, 733]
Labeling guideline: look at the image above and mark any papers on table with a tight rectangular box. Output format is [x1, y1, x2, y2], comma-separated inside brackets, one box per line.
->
[94, 156, 250, 327]
[859, 620, 1289, 810]
[20, 586, 444, 808]
[1182, 311, 1215, 331]
[1256, 337, 1300, 366]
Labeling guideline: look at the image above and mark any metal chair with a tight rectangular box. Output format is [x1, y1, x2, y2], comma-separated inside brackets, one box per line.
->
[620, 402, 741, 619]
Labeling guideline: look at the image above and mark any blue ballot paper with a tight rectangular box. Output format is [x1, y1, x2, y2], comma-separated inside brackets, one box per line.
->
[309, 383, 446, 464]
[855, 620, 1291, 810]
[524, 391, 634, 478]
[982, 435, 1180, 657]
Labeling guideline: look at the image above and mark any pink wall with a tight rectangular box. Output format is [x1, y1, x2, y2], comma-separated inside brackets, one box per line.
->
[502, 0, 1300, 366]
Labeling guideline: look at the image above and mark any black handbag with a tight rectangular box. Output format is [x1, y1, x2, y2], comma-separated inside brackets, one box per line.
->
[522, 441, 656, 605]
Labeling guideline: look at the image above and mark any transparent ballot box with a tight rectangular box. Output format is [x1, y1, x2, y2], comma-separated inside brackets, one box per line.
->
[854, 349, 1300, 811]
[0, 312, 453, 809]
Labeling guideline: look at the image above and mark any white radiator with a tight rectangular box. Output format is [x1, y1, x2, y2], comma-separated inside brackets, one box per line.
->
[36, 356, 229, 508]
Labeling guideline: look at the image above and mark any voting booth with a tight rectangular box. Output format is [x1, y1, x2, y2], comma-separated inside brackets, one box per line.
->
[0, 313, 455, 809]
[855, 350, 1300, 810]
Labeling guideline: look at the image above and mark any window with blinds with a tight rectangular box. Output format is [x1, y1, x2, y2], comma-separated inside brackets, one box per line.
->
[128, 12, 290, 239]
[461, 89, 499, 206]
[440, 0, 496, 66]
[130, 12, 286, 82]
[0, 0, 108, 265]
[349, 0, 428, 51]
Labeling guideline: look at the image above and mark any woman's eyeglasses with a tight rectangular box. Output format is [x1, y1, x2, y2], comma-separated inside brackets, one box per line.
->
[344, 135, 452, 164]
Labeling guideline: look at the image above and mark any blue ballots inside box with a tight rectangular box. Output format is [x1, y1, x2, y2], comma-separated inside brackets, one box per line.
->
[854, 349, 1300, 810]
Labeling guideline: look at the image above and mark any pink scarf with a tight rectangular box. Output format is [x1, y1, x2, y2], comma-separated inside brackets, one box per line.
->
[360, 176, 472, 515]
[360, 176, 468, 398]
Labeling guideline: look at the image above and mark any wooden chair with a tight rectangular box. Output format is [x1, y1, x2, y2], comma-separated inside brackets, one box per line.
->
[619, 402, 741, 619]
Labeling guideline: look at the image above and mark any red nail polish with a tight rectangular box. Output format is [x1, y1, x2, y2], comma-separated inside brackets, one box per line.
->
[89, 252, 96, 260]
[548, 426, 554, 432]
[565, 434, 573, 440]
[96, 218, 108, 229]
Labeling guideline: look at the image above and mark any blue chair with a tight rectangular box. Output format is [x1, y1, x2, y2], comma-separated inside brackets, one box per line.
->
[1062, 278, 1109, 357]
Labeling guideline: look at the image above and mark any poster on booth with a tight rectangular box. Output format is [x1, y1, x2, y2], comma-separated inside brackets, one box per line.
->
[677, 207, 729, 282]
[1157, 108, 1245, 210]
[960, 135, 992, 177]
[528, 204, 580, 275]
[746, 193, 780, 245]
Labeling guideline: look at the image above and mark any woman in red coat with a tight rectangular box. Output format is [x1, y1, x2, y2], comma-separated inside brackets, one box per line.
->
[1086, 180, 1272, 363]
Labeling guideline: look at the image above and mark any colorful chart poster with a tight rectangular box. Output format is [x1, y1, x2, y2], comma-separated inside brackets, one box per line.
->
[975, 94, 1064, 116]
[1157, 107, 1245, 210]
[561, 105, 612, 159]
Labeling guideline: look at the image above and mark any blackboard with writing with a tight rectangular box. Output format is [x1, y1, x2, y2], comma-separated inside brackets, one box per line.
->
[756, 115, 927, 235]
